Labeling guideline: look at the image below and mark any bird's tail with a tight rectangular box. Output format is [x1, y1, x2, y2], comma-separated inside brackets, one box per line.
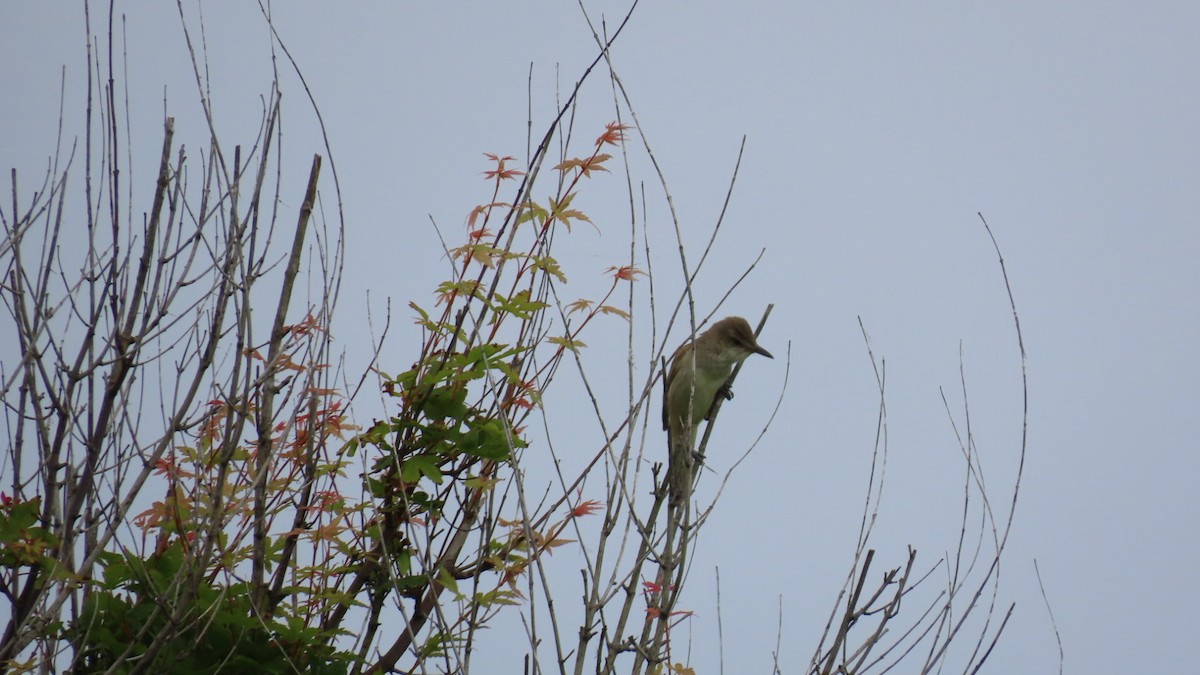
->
[667, 430, 695, 508]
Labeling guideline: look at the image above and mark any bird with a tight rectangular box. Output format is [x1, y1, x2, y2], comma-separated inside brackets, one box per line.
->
[662, 316, 772, 506]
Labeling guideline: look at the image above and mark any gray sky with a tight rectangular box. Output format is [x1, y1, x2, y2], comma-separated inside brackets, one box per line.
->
[3, 2, 1197, 672]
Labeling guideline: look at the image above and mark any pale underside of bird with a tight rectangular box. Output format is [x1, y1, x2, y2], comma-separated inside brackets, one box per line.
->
[662, 316, 772, 507]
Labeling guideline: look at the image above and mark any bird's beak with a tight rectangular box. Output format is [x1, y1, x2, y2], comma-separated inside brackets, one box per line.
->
[754, 344, 773, 359]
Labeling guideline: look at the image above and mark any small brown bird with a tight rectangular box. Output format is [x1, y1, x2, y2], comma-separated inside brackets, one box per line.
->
[662, 316, 772, 505]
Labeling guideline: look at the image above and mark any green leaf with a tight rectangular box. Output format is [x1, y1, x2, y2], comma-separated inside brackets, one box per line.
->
[548, 335, 587, 353]
[460, 418, 520, 460]
[400, 455, 444, 484]
[494, 289, 549, 319]
[421, 385, 468, 420]
[515, 200, 548, 226]
[437, 566, 461, 597]
[533, 254, 567, 283]
[435, 279, 483, 300]
[0, 498, 40, 541]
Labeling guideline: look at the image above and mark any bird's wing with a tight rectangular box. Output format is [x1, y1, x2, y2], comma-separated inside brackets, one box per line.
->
[661, 355, 671, 431]
[662, 339, 693, 431]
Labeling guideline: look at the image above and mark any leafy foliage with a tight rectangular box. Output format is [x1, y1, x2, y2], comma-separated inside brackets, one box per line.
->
[73, 544, 351, 674]
[0, 91, 630, 671]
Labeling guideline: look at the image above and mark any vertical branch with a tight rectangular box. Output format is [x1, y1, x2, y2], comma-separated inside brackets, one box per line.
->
[252, 153, 322, 613]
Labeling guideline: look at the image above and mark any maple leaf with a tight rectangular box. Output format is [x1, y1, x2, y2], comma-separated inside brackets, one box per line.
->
[571, 499, 605, 518]
[596, 122, 630, 147]
[284, 313, 323, 337]
[309, 490, 344, 512]
[132, 500, 171, 530]
[449, 243, 499, 269]
[548, 335, 586, 353]
[599, 305, 631, 320]
[554, 154, 611, 178]
[482, 153, 524, 181]
[606, 265, 644, 281]
[534, 255, 567, 283]
[515, 200, 548, 226]
[547, 192, 596, 232]
[153, 457, 178, 478]
[321, 413, 359, 438]
[553, 157, 582, 173]
[565, 298, 592, 315]
[275, 354, 306, 372]
[435, 279, 483, 305]
[539, 535, 576, 552]
[467, 201, 512, 228]
[471, 246, 497, 268]
[561, 154, 612, 177]
[467, 204, 486, 229]
[507, 396, 533, 410]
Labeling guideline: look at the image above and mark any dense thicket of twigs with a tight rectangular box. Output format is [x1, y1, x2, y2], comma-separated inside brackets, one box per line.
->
[0, 5, 1029, 674]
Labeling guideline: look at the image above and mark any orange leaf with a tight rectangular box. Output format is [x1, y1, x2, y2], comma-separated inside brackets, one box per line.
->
[596, 122, 630, 147]
[482, 153, 524, 181]
[571, 499, 605, 518]
[606, 265, 644, 281]
[507, 396, 533, 410]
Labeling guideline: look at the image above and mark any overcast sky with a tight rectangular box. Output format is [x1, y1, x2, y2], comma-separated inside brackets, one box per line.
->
[3, 2, 1198, 672]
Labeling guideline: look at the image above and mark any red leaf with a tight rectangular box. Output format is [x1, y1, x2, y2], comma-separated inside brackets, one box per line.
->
[571, 499, 605, 518]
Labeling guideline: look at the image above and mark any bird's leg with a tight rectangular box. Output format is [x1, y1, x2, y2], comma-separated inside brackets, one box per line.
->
[690, 449, 717, 477]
